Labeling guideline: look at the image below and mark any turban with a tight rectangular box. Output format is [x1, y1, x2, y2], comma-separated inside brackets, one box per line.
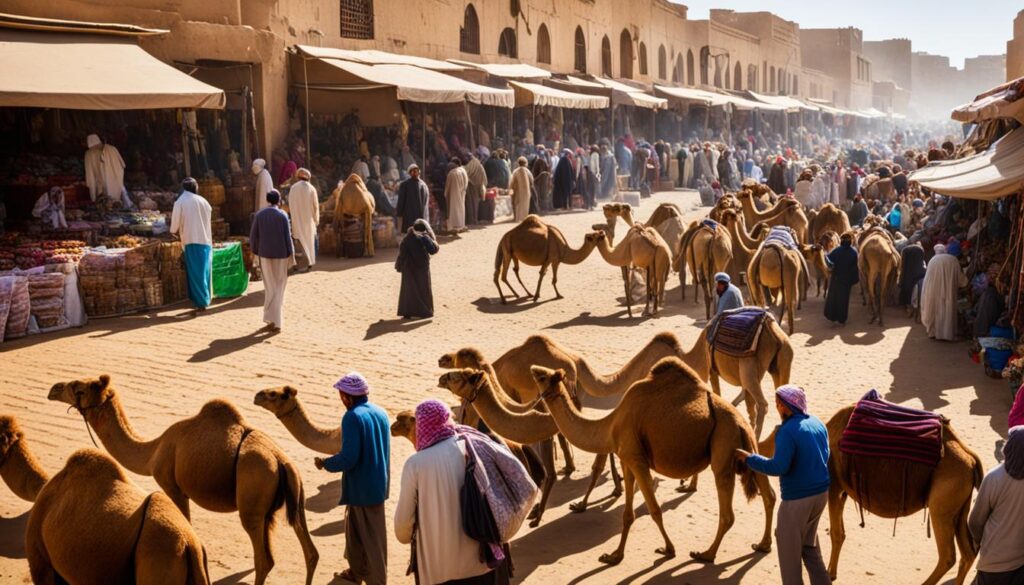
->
[776, 385, 807, 414]
[407, 163, 420, 173]
[517, 156, 528, 166]
[415, 399, 457, 451]
[933, 244, 947, 255]
[714, 272, 731, 284]
[86, 134, 101, 149]
[1005, 426, 1024, 480]
[252, 158, 267, 173]
[334, 372, 369, 396]
[296, 167, 312, 180]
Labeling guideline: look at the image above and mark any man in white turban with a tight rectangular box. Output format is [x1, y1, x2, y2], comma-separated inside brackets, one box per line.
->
[444, 158, 468, 232]
[252, 158, 274, 211]
[84, 133, 125, 203]
[920, 244, 967, 341]
[509, 156, 533, 222]
[288, 168, 319, 272]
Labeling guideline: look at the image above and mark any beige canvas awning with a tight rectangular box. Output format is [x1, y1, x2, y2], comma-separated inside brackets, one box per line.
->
[653, 85, 714, 107]
[747, 92, 818, 113]
[509, 81, 608, 109]
[292, 52, 514, 108]
[0, 29, 225, 110]
[547, 75, 666, 110]
[448, 60, 551, 79]
[909, 127, 1024, 200]
[951, 77, 1024, 124]
[295, 45, 465, 72]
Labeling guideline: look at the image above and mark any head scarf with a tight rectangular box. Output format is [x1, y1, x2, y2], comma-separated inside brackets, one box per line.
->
[334, 372, 369, 396]
[714, 272, 731, 284]
[86, 134, 101, 149]
[412, 218, 436, 241]
[775, 385, 807, 414]
[295, 167, 312, 180]
[933, 244, 947, 255]
[1005, 426, 1024, 480]
[415, 399, 457, 451]
[252, 158, 267, 173]
[407, 163, 420, 174]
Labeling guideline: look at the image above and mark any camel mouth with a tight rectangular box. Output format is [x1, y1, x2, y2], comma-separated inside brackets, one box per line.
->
[47, 384, 69, 403]
[437, 356, 454, 368]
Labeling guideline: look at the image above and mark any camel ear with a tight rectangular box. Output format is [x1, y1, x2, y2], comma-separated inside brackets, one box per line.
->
[468, 371, 484, 386]
[283, 386, 297, 397]
[552, 369, 565, 384]
[96, 375, 111, 391]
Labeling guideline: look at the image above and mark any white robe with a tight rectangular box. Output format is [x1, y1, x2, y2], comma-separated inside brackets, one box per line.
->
[260, 256, 289, 329]
[288, 180, 320, 266]
[84, 144, 125, 201]
[509, 166, 534, 222]
[445, 166, 468, 230]
[811, 175, 829, 210]
[794, 180, 814, 209]
[254, 169, 274, 211]
[32, 193, 67, 229]
[920, 254, 967, 341]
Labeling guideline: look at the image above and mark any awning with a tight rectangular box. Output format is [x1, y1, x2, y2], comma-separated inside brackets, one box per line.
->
[951, 77, 1024, 124]
[547, 75, 666, 110]
[653, 85, 715, 107]
[0, 29, 225, 110]
[807, 99, 863, 118]
[292, 52, 513, 108]
[448, 59, 550, 79]
[909, 127, 1024, 200]
[859, 107, 888, 119]
[509, 81, 608, 109]
[747, 92, 819, 113]
[724, 93, 786, 112]
[295, 45, 465, 72]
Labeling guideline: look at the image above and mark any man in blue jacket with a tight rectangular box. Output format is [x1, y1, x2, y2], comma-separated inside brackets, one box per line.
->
[736, 385, 830, 585]
[315, 372, 391, 585]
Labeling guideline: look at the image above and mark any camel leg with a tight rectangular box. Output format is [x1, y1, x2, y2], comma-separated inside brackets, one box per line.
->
[160, 478, 192, 521]
[550, 262, 563, 299]
[599, 466, 636, 565]
[557, 432, 576, 476]
[752, 471, 776, 553]
[826, 484, 847, 580]
[572, 453, 608, 513]
[510, 257, 528, 297]
[922, 511, 958, 585]
[633, 462, 675, 559]
[533, 262, 549, 302]
[495, 254, 510, 303]
[528, 438, 557, 527]
[690, 463, 736, 562]
[624, 266, 634, 318]
[953, 501, 977, 585]
[609, 454, 623, 496]
[769, 342, 794, 389]
[240, 511, 274, 585]
[288, 484, 319, 585]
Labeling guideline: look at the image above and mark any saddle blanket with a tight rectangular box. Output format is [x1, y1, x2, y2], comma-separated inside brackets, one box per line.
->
[764, 226, 798, 250]
[700, 218, 720, 231]
[839, 389, 943, 467]
[706, 307, 772, 357]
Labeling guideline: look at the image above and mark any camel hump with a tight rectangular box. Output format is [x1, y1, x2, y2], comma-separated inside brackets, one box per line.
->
[0, 414, 22, 436]
[63, 448, 128, 482]
[650, 332, 682, 352]
[198, 399, 246, 424]
[649, 356, 703, 384]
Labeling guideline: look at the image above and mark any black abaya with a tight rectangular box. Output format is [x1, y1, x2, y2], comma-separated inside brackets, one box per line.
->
[824, 243, 859, 324]
[396, 232, 439, 318]
[552, 155, 575, 210]
[898, 245, 927, 305]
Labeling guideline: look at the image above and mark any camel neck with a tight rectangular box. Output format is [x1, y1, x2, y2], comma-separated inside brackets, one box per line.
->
[678, 336, 711, 381]
[279, 400, 342, 455]
[560, 236, 597, 265]
[469, 381, 557, 445]
[726, 217, 757, 256]
[575, 340, 675, 398]
[0, 442, 49, 502]
[595, 237, 630, 267]
[542, 387, 615, 454]
[87, 393, 159, 476]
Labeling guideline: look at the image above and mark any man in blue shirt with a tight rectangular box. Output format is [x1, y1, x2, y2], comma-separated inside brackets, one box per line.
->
[714, 272, 744, 315]
[314, 372, 391, 585]
[736, 385, 830, 585]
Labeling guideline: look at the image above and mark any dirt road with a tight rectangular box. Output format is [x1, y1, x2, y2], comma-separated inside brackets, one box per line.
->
[0, 190, 1011, 584]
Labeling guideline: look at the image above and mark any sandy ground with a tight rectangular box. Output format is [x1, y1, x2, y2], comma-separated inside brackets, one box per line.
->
[0, 189, 1013, 585]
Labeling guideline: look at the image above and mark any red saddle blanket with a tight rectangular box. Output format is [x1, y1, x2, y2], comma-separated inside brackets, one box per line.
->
[838, 390, 943, 467]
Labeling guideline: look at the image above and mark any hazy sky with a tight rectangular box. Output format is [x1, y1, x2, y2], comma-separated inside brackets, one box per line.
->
[681, 0, 1018, 68]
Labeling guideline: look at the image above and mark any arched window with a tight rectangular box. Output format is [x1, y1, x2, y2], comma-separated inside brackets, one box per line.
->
[699, 46, 710, 85]
[734, 62, 742, 91]
[769, 65, 776, 93]
[601, 35, 612, 77]
[498, 27, 517, 58]
[658, 45, 667, 80]
[574, 26, 586, 73]
[340, 0, 375, 39]
[536, 24, 551, 64]
[748, 64, 758, 91]
[686, 49, 695, 85]
[638, 42, 648, 76]
[778, 68, 785, 95]
[460, 4, 480, 54]
[619, 29, 633, 79]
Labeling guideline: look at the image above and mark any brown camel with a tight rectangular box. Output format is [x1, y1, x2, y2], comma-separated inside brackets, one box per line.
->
[858, 225, 901, 326]
[675, 222, 733, 318]
[254, 386, 340, 454]
[0, 416, 210, 585]
[806, 231, 839, 297]
[331, 173, 376, 257]
[602, 202, 685, 252]
[759, 405, 983, 585]
[48, 376, 319, 585]
[735, 192, 809, 243]
[592, 227, 671, 317]
[719, 208, 766, 282]
[525, 359, 776, 565]
[493, 215, 598, 303]
[747, 237, 811, 335]
[809, 203, 852, 242]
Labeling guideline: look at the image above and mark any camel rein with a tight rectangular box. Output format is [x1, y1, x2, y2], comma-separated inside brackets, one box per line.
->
[69, 397, 101, 448]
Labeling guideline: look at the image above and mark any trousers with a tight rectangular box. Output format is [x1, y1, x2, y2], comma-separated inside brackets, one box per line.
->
[776, 491, 830, 585]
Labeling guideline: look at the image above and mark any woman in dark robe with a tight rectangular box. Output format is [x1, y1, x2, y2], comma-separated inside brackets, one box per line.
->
[551, 150, 575, 210]
[768, 157, 788, 194]
[898, 243, 927, 308]
[824, 233, 860, 325]
[396, 219, 439, 319]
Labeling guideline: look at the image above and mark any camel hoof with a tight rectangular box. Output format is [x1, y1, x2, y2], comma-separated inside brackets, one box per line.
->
[528, 517, 541, 528]
[527, 504, 540, 520]
[676, 483, 697, 494]
[689, 550, 716, 563]
[752, 540, 772, 553]
[599, 552, 624, 566]
[555, 294, 564, 300]
[569, 501, 588, 513]
[656, 546, 676, 558]
[610, 488, 623, 499]
[562, 465, 576, 477]
[500, 299, 508, 305]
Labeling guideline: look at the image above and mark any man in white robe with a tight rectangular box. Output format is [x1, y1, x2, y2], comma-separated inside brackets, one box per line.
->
[252, 158, 274, 211]
[170, 178, 213, 313]
[509, 157, 534, 222]
[84, 134, 125, 202]
[288, 168, 320, 272]
[33, 187, 68, 229]
[921, 244, 968, 341]
[444, 160, 468, 232]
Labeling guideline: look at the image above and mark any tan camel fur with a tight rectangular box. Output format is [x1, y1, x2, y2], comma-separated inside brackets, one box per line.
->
[527, 360, 776, 565]
[254, 387, 341, 454]
[806, 231, 840, 297]
[810, 203, 852, 242]
[602, 202, 685, 253]
[735, 192, 809, 243]
[331, 174, 376, 257]
[747, 238, 811, 335]
[48, 376, 318, 585]
[0, 416, 210, 585]
[759, 406, 983, 585]
[493, 215, 598, 303]
[719, 208, 766, 282]
[591, 228, 671, 317]
[674, 222, 733, 318]
[858, 225, 901, 326]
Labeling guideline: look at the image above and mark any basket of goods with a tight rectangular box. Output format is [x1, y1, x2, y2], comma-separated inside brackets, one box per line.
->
[197, 178, 226, 206]
[28, 272, 66, 330]
[0, 275, 30, 340]
[371, 216, 397, 249]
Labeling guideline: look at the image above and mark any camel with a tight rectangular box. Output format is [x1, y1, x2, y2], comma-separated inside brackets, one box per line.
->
[493, 215, 598, 303]
[254, 386, 340, 455]
[0, 415, 210, 584]
[718, 208, 766, 283]
[858, 225, 901, 326]
[331, 173, 376, 257]
[747, 234, 811, 335]
[602, 202, 685, 252]
[759, 405, 983, 585]
[48, 376, 318, 585]
[591, 227, 671, 317]
[525, 360, 776, 565]
[735, 191, 809, 243]
[809, 203, 852, 243]
[674, 221, 733, 318]
[807, 231, 840, 297]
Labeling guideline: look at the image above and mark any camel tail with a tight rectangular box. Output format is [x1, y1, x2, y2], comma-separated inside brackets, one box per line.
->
[736, 425, 760, 501]
[494, 239, 504, 271]
[946, 424, 985, 489]
[280, 460, 302, 526]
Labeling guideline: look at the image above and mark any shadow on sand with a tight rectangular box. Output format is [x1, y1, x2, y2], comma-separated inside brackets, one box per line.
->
[363, 317, 432, 341]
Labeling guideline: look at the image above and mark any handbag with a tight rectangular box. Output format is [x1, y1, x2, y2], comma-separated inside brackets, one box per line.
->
[460, 439, 502, 547]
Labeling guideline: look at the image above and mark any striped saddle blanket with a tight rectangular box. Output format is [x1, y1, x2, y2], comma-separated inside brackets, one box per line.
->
[706, 307, 772, 357]
[700, 218, 720, 231]
[839, 390, 943, 467]
[764, 226, 798, 250]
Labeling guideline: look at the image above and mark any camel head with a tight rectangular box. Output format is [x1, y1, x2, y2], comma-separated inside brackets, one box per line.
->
[48, 374, 113, 411]
[437, 369, 487, 402]
[584, 230, 608, 245]
[750, 221, 771, 239]
[528, 366, 570, 404]
[390, 410, 417, 445]
[438, 347, 485, 370]
[254, 386, 299, 417]
[0, 415, 23, 463]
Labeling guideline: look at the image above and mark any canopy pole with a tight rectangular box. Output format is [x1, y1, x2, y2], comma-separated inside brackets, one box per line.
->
[532, 105, 536, 145]
[303, 56, 312, 162]
[180, 109, 192, 178]
[421, 103, 426, 170]
[464, 100, 476, 151]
